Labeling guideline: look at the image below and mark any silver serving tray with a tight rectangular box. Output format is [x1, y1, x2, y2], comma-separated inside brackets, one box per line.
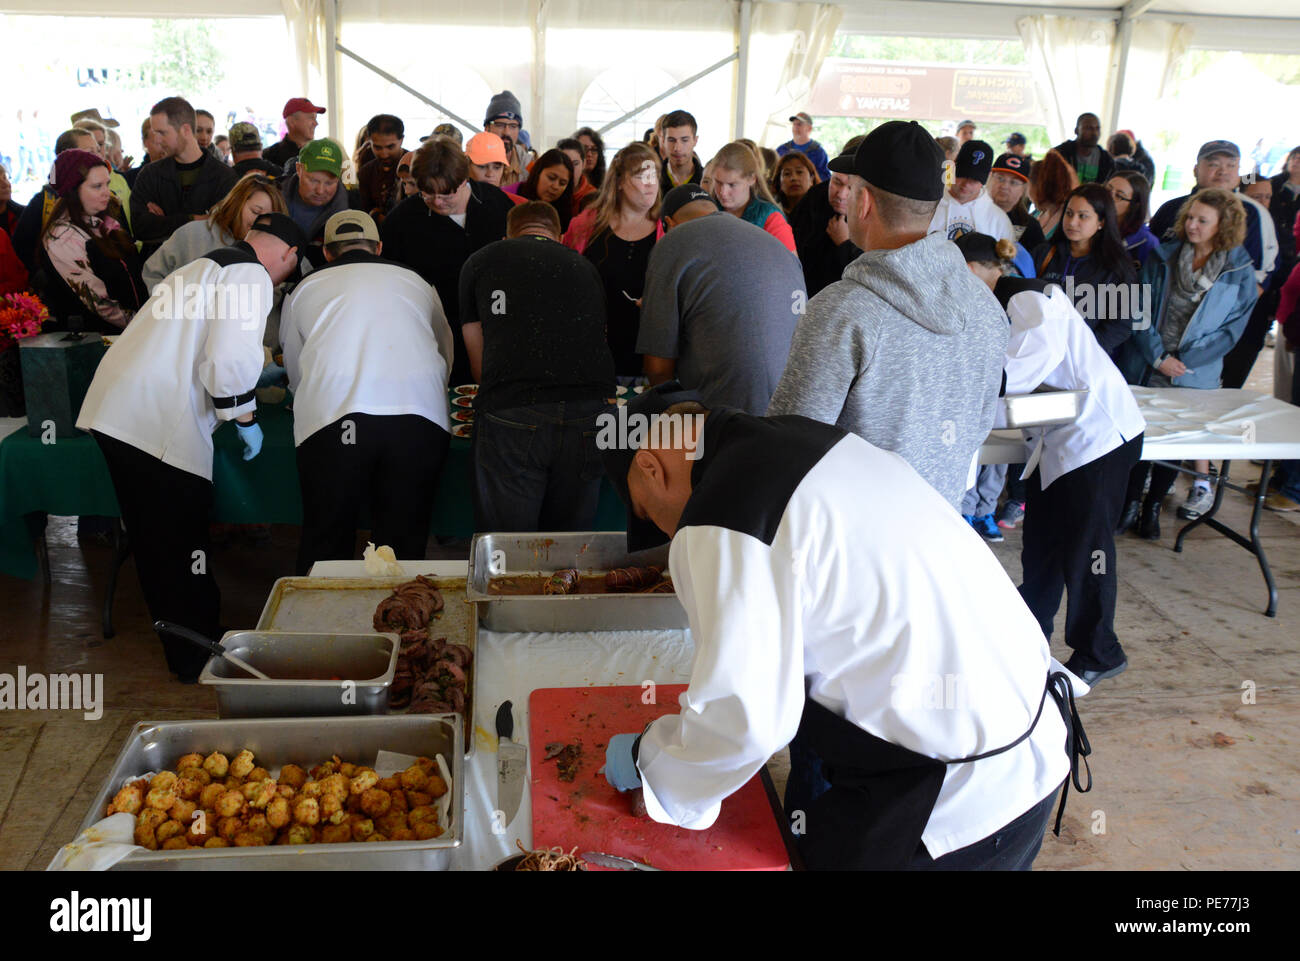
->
[466, 532, 688, 633]
[198, 631, 399, 718]
[78, 715, 463, 871]
[255, 576, 478, 756]
[1002, 389, 1088, 428]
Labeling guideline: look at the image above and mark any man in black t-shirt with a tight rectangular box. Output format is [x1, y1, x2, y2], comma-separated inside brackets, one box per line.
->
[459, 201, 616, 532]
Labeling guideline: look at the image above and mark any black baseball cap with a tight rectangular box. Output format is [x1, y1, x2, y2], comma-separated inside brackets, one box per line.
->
[1005, 132, 1027, 147]
[991, 152, 1030, 183]
[955, 140, 995, 184]
[826, 120, 944, 201]
[247, 212, 308, 252]
[662, 184, 718, 220]
[601, 380, 705, 553]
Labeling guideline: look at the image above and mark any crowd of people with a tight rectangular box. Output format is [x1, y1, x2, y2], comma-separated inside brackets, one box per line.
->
[1, 91, 1298, 692]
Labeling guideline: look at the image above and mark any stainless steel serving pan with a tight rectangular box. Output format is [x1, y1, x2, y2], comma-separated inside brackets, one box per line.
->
[78, 715, 463, 871]
[1002, 389, 1088, 428]
[466, 532, 689, 633]
[198, 631, 399, 718]
[255, 576, 478, 756]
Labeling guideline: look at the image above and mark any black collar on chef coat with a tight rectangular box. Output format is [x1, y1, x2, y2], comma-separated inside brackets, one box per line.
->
[679, 408, 847, 547]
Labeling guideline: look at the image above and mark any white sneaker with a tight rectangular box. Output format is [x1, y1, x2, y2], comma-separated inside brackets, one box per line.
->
[1177, 484, 1214, 520]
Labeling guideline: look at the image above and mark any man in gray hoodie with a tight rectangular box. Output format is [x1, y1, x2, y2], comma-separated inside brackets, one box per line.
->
[768, 120, 1008, 510]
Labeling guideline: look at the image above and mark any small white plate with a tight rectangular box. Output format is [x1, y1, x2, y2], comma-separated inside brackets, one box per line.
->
[1141, 410, 1178, 424]
[1144, 398, 1189, 411]
[1204, 423, 1251, 437]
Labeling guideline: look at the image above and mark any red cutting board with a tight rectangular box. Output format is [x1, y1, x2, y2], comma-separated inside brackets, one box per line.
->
[528, 685, 790, 871]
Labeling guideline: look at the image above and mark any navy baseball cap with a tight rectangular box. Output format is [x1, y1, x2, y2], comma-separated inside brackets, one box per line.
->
[1197, 139, 1240, 162]
[1005, 132, 1027, 147]
[600, 380, 705, 553]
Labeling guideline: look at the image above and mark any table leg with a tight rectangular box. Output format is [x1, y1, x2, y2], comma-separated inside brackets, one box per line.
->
[102, 518, 131, 639]
[1174, 460, 1279, 618]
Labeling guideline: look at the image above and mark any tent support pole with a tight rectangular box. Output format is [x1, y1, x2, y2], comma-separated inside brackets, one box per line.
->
[595, 52, 739, 136]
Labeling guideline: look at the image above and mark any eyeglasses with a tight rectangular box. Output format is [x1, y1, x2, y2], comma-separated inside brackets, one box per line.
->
[488, 120, 520, 133]
[583, 145, 599, 156]
[1106, 184, 1133, 203]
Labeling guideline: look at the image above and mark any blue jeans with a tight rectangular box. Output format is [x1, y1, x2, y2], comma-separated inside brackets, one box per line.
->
[472, 398, 611, 532]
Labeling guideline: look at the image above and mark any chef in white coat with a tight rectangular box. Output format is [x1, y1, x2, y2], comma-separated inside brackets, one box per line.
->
[955, 232, 1146, 685]
[280, 210, 454, 574]
[599, 382, 1092, 870]
[77, 212, 305, 681]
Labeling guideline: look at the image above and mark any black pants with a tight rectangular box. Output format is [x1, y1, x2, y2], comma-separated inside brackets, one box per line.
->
[472, 399, 609, 533]
[907, 788, 1058, 870]
[93, 431, 218, 680]
[1019, 435, 1143, 672]
[295, 413, 450, 575]
[1220, 289, 1277, 389]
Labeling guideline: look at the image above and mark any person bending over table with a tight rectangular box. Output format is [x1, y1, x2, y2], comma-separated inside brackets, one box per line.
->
[597, 382, 1089, 870]
[459, 201, 616, 533]
[76, 212, 305, 681]
[1117, 188, 1259, 537]
[957, 233, 1146, 685]
[279, 210, 453, 575]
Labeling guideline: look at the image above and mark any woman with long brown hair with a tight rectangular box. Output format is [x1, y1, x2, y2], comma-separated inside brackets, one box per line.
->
[1030, 149, 1078, 242]
[143, 172, 287, 288]
[709, 141, 795, 252]
[562, 141, 664, 379]
[40, 149, 145, 331]
[508, 149, 575, 231]
[771, 151, 819, 217]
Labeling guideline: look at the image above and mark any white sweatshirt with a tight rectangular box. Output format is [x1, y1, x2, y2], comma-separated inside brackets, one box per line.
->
[929, 190, 1016, 244]
[280, 251, 453, 445]
[635, 413, 1071, 858]
[76, 245, 271, 481]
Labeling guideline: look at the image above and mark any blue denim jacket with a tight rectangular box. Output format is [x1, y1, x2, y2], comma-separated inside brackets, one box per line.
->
[1117, 239, 1258, 389]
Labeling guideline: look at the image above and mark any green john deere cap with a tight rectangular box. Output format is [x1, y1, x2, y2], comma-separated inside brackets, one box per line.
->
[298, 138, 343, 177]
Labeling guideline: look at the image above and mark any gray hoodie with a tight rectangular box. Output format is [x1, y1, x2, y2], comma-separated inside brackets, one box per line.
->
[767, 231, 1008, 509]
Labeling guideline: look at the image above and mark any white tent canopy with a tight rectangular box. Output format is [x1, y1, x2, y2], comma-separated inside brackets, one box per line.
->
[3, 0, 1298, 150]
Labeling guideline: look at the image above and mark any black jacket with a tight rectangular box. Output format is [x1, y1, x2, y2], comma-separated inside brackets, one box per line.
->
[1032, 238, 1136, 358]
[379, 182, 515, 383]
[129, 152, 238, 255]
[233, 156, 285, 180]
[11, 185, 57, 271]
[262, 136, 302, 170]
[1052, 140, 1115, 184]
[788, 180, 860, 298]
[660, 155, 703, 196]
[1269, 173, 1300, 276]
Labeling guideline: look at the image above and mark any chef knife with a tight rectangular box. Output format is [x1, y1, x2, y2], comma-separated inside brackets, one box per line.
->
[581, 851, 663, 871]
[496, 700, 526, 827]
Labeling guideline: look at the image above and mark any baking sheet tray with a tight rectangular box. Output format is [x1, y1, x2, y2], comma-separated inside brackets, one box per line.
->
[77, 715, 463, 871]
[256, 576, 477, 754]
[465, 533, 689, 633]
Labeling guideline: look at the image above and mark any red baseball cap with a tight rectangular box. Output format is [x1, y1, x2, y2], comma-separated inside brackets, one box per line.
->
[283, 97, 326, 118]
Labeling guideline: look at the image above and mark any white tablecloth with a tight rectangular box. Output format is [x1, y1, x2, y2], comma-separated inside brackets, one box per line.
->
[308, 560, 698, 871]
[978, 388, 1300, 465]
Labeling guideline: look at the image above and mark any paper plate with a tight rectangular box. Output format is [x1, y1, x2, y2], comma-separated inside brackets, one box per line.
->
[1142, 424, 1174, 439]
[452, 410, 474, 422]
[452, 424, 473, 438]
[453, 396, 474, 408]
[1141, 410, 1178, 424]
[453, 384, 479, 396]
[1204, 423, 1251, 437]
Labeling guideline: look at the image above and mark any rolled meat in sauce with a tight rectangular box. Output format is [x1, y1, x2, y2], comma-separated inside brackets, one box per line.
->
[541, 569, 582, 595]
[604, 565, 663, 592]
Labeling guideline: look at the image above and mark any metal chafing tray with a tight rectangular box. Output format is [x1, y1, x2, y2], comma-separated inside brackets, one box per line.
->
[466, 532, 689, 633]
[256, 576, 477, 755]
[198, 631, 399, 718]
[1002, 389, 1088, 428]
[77, 715, 463, 871]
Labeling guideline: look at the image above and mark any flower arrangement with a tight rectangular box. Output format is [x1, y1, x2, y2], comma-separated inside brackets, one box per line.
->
[0, 292, 49, 349]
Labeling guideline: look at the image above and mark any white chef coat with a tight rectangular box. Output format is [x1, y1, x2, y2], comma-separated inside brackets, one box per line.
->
[76, 247, 271, 481]
[279, 252, 454, 446]
[929, 190, 1016, 244]
[999, 283, 1147, 488]
[636, 424, 1072, 859]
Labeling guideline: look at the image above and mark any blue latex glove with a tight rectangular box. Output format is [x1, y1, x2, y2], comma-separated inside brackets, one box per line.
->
[236, 421, 263, 461]
[602, 733, 642, 792]
[256, 363, 288, 388]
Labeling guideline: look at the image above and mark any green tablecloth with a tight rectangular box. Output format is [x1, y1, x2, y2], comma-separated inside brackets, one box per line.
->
[0, 402, 626, 580]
